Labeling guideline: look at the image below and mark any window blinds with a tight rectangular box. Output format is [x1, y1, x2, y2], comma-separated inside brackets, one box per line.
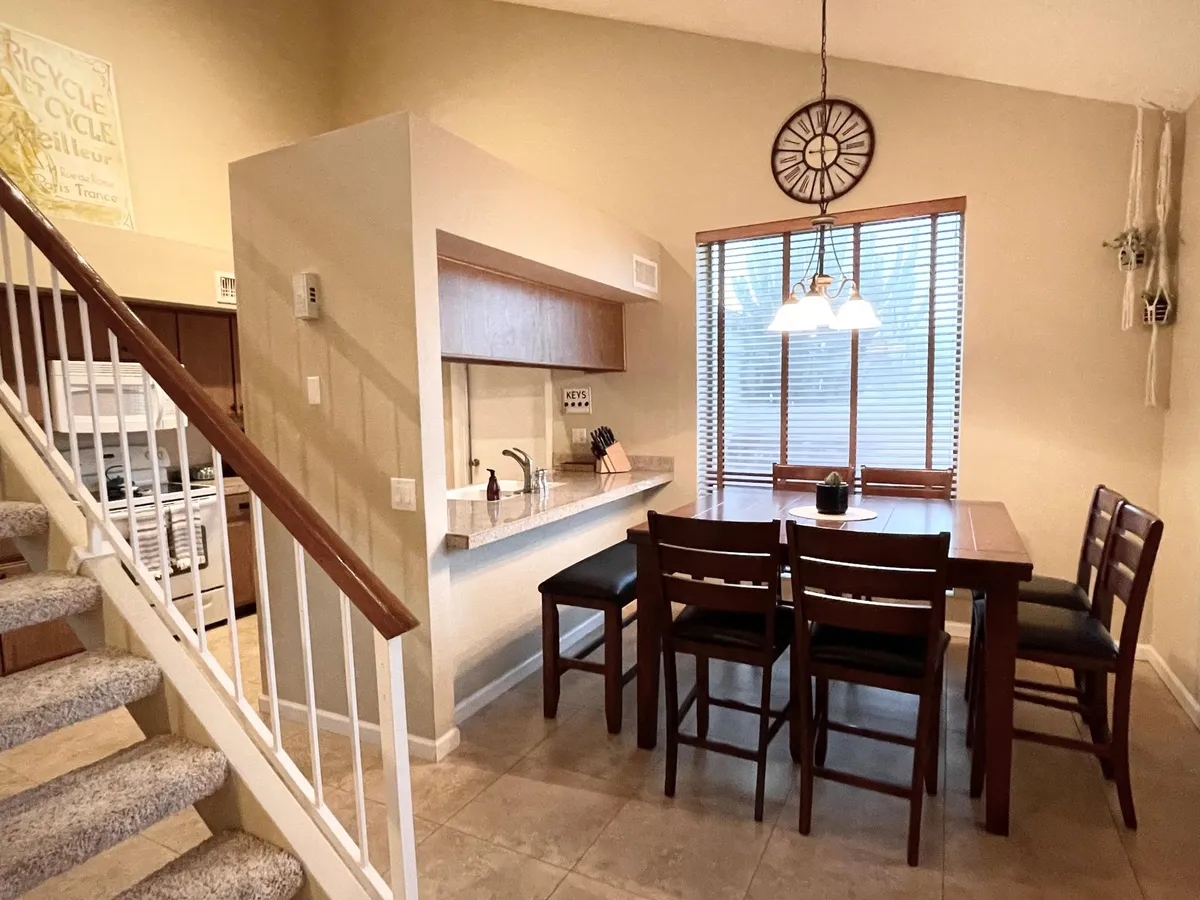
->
[697, 199, 965, 490]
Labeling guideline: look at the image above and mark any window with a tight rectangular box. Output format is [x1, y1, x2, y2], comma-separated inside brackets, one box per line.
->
[697, 198, 965, 490]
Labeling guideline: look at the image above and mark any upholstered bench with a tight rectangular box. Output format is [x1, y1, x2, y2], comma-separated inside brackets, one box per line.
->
[539, 541, 638, 734]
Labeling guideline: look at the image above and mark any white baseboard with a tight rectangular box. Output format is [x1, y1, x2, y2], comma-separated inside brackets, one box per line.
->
[454, 612, 605, 724]
[946, 620, 971, 641]
[258, 695, 461, 762]
[1142, 644, 1200, 732]
[406, 726, 462, 762]
[942, 624, 1197, 733]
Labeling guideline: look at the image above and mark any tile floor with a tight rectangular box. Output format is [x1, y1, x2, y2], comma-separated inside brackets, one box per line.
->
[3, 614, 1199, 899]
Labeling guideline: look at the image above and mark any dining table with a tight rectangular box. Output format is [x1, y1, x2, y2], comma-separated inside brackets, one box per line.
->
[626, 486, 1034, 836]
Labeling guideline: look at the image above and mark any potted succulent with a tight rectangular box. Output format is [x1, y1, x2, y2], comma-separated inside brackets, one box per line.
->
[815, 471, 849, 515]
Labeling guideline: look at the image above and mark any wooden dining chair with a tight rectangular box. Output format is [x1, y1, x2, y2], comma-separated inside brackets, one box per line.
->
[968, 500, 1162, 829]
[859, 467, 954, 499]
[785, 520, 951, 866]
[647, 511, 792, 822]
[773, 464, 854, 491]
[964, 485, 1123, 705]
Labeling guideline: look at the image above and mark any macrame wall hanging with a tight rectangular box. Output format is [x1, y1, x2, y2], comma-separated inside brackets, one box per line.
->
[1105, 107, 1176, 407]
[1108, 107, 1148, 330]
[1143, 116, 1173, 407]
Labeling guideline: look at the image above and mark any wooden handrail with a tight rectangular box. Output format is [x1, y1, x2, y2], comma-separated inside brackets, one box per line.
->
[0, 168, 418, 639]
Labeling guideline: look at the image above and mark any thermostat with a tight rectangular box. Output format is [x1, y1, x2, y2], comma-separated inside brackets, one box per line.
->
[292, 272, 320, 320]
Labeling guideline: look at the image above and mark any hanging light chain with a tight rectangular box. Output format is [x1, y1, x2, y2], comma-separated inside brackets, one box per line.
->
[818, 0, 830, 216]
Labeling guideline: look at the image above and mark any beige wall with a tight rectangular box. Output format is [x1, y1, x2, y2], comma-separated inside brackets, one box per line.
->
[232, 113, 667, 747]
[333, 0, 1166, 593]
[230, 115, 436, 735]
[1153, 100, 1200, 708]
[5, 0, 332, 305]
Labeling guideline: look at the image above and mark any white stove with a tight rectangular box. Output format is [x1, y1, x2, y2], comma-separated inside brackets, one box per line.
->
[78, 447, 230, 629]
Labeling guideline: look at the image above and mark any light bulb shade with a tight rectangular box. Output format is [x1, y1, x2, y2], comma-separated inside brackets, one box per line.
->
[833, 290, 881, 331]
[769, 287, 835, 332]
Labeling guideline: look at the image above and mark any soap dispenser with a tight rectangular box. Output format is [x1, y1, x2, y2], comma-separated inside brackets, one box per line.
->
[486, 468, 501, 501]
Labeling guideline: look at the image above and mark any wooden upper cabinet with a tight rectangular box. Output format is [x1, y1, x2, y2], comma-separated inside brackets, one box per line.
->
[131, 308, 181, 359]
[438, 259, 626, 372]
[40, 298, 179, 363]
[177, 312, 237, 419]
[0, 288, 238, 427]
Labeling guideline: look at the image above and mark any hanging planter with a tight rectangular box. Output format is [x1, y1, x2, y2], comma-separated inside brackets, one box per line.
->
[1107, 228, 1148, 271]
[1107, 107, 1149, 330]
[1142, 113, 1175, 407]
[1142, 288, 1172, 326]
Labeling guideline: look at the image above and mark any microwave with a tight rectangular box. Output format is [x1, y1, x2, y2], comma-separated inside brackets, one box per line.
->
[50, 360, 179, 434]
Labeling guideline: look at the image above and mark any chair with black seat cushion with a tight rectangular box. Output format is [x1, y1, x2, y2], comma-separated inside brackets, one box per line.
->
[647, 511, 791, 822]
[786, 520, 952, 867]
[968, 500, 1162, 829]
[540, 541, 638, 734]
[964, 484, 1123, 704]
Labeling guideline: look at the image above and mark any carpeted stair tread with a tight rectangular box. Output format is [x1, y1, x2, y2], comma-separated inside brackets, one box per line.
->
[114, 831, 304, 900]
[0, 500, 48, 540]
[0, 734, 228, 899]
[0, 649, 162, 752]
[0, 570, 100, 634]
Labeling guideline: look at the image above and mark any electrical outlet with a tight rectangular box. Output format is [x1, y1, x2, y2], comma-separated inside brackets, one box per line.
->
[571, 428, 587, 444]
[390, 477, 417, 511]
[563, 387, 591, 414]
[306, 376, 321, 405]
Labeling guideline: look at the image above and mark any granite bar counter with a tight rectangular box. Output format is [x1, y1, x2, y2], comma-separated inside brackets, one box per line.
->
[445, 462, 672, 550]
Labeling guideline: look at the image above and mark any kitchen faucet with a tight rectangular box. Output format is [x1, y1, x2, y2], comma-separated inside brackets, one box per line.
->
[502, 447, 534, 493]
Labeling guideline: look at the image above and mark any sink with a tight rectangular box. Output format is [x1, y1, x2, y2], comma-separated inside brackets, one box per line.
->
[447, 479, 564, 501]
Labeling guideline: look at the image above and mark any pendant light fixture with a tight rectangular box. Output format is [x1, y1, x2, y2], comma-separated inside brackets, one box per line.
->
[768, 0, 881, 333]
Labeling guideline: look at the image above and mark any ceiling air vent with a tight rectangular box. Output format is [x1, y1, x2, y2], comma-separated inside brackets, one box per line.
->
[215, 271, 237, 306]
[632, 255, 659, 295]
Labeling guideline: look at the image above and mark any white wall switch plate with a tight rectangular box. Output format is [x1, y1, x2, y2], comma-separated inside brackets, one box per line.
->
[562, 387, 591, 414]
[306, 375, 321, 405]
[390, 477, 417, 511]
[571, 427, 587, 444]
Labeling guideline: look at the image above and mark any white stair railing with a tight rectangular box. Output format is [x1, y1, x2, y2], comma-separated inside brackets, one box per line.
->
[0, 187, 419, 899]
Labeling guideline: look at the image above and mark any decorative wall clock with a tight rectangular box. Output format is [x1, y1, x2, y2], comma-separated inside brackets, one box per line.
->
[771, 99, 875, 204]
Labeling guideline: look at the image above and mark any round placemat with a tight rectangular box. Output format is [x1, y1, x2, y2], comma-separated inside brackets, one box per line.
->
[788, 505, 879, 522]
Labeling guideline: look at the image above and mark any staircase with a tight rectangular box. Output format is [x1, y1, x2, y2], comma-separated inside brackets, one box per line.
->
[0, 163, 420, 898]
[0, 501, 303, 899]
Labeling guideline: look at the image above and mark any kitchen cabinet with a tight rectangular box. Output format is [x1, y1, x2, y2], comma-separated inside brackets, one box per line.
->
[225, 492, 257, 611]
[178, 312, 238, 420]
[439, 259, 626, 372]
[0, 289, 240, 428]
[231, 325, 243, 422]
[40, 297, 179, 363]
[0, 539, 84, 676]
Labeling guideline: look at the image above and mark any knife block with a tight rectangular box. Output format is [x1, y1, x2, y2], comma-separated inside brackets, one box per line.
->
[596, 442, 632, 473]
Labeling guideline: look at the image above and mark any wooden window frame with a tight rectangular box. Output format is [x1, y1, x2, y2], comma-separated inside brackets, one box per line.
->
[697, 196, 966, 490]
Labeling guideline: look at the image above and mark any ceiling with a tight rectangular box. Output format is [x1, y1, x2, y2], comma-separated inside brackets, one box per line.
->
[499, 0, 1200, 109]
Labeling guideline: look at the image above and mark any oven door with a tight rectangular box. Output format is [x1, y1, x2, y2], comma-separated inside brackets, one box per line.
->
[113, 497, 229, 629]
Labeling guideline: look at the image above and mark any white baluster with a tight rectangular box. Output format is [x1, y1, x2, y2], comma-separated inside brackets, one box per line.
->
[252, 495, 283, 752]
[50, 275, 81, 491]
[77, 303, 110, 545]
[141, 370, 174, 611]
[211, 451, 242, 702]
[0, 217, 26, 416]
[108, 334, 140, 571]
[339, 592, 370, 867]
[23, 238, 52, 448]
[294, 540, 323, 806]
[175, 411, 206, 652]
[376, 633, 419, 899]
